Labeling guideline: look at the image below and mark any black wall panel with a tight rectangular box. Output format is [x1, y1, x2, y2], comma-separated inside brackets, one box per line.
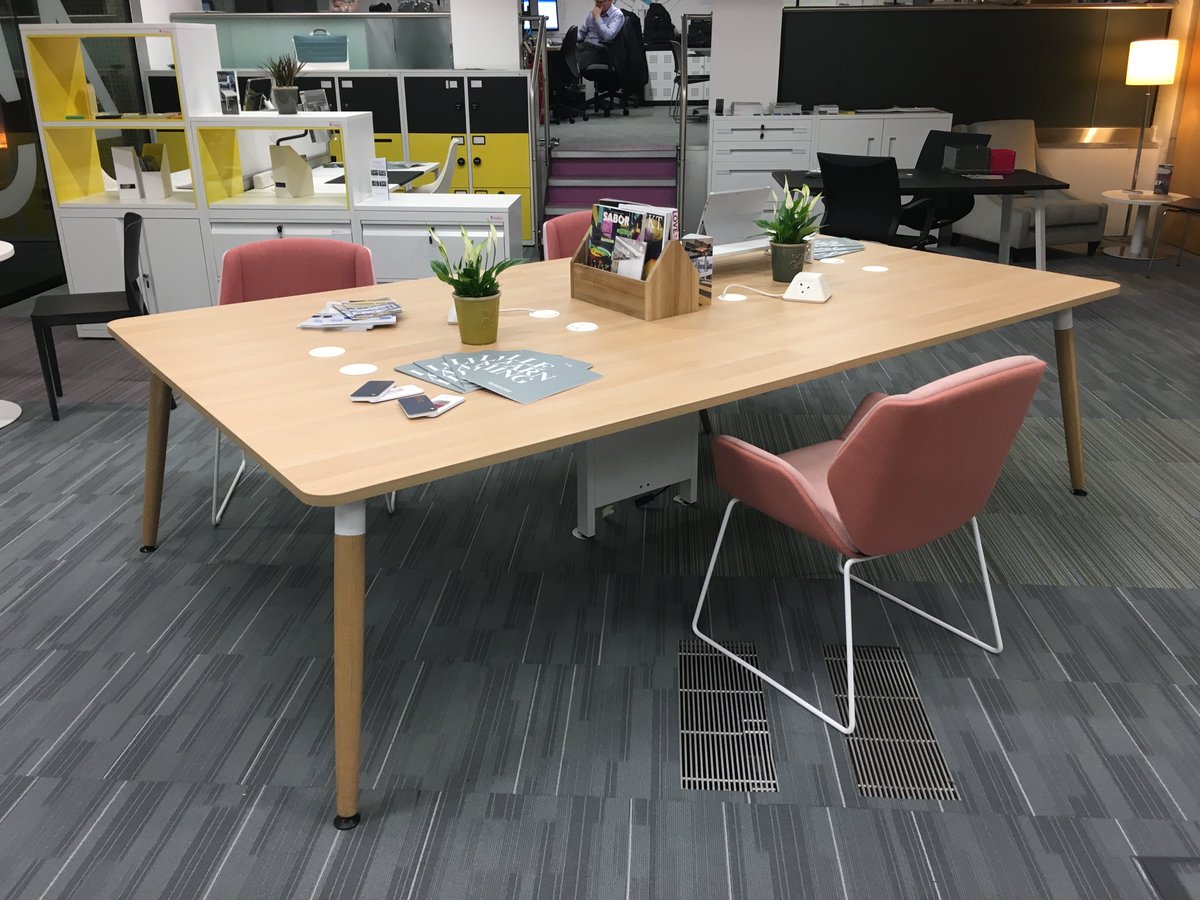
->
[778, 7, 1171, 127]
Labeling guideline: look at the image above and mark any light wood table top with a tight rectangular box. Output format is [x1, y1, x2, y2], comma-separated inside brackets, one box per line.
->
[109, 242, 1118, 506]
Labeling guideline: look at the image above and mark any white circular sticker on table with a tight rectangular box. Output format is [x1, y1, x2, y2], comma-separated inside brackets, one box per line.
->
[530, 309, 560, 319]
[309, 346, 346, 358]
[339, 363, 378, 376]
[566, 322, 598, 332]
[862, 265, 889, 273]
[818, 257, 845, 265]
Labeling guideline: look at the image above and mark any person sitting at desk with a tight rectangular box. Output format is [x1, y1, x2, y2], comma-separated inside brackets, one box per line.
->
[576, 0, 624, 71]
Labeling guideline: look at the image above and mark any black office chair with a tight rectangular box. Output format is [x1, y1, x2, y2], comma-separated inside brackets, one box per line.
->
[669, 40, 710, 123]
[568, 27, 626, 118]
[817, 153, 935, 249]
[898, 130, 992, 242]
[555, 26, 587, 124]
[31, 212, 147, 420]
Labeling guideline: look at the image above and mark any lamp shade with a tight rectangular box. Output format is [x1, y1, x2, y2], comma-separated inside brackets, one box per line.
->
[1126, 39, 1179, 86]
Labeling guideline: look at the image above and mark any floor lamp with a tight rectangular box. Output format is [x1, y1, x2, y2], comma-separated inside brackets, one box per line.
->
[1116, 39, 1179, 240]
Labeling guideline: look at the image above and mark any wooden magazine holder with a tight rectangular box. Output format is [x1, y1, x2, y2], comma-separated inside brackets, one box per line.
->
[569, 236, 705, 322]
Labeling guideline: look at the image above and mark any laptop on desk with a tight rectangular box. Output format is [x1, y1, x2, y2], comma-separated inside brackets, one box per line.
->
[700, 187, 774, 255]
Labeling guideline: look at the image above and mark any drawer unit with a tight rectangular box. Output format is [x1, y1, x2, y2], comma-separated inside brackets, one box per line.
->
[713, 116, 812, 143]
[710, 141, 812, 193]
[362, 223, 497, 281]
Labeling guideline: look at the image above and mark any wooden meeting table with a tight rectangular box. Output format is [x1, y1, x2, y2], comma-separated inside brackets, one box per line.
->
[109, 243, 1118, 829]
[775, 168, 1071, 272]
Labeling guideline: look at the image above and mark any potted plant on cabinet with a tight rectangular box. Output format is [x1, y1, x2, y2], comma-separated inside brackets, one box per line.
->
[260, 54, 305, 115]
[430, 225, 524, 345]
[755, 178, 823, 283]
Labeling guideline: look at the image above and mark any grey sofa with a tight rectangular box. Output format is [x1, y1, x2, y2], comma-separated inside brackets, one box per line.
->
[953, 119, 1106, 256]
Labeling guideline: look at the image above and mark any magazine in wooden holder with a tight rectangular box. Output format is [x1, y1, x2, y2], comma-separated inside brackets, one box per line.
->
[569, 236, 705, 322]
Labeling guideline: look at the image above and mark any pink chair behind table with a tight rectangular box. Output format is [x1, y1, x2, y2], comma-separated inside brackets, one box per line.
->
[696, 356, 1046, 735]
[211, 238, 377, 526]
[542, 210, 592, 261]
[219, 237, 375, 305]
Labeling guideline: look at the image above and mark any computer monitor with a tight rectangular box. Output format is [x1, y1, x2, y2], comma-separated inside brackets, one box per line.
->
[522, 0, 558, 32]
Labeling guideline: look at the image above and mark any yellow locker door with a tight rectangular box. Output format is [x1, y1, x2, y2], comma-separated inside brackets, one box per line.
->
[467, 134, 530, 190]
[407, 134, 468, 190]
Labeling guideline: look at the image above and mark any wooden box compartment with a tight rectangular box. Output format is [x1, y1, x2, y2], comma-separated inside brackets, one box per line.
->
[568, 237, 705, 322]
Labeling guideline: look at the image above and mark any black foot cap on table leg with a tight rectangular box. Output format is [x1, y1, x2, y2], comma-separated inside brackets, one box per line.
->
[1071, 489, 1088, 497]
[333, 813, 361, 830]
[139, 545, 157, 553]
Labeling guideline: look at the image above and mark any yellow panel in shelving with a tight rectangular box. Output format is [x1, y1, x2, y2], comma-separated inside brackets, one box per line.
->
[373, 133, 406, 164]
[26, 36, 89, 120]
[197, 128, 242, 204]
[408, 133, 467, 191]
[474, 186, 531, 242]
[468, 134, 531, 189]
[43, 127, 104, 203]
[157, 130, 191, 173]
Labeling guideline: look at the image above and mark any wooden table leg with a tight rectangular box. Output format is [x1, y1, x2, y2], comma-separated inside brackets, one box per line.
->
[333, 500, 366, 829]
[1053, 310, 1087, 496]
[140, 374, 172, 553]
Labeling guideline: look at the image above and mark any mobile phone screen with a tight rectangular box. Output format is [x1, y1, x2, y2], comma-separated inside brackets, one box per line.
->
[398, 395, 438, 417]
[351, 380, 394, 399]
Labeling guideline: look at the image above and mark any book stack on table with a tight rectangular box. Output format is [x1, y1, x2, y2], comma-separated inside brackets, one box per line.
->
[586, 199, 682, 281]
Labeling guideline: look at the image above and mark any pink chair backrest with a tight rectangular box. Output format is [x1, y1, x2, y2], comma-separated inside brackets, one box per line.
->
[828, 356, 1045, 556]
[219, 238, 375, 305]
[543, 210, 592, 261]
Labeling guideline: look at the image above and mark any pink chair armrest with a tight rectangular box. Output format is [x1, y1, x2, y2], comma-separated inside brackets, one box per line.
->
[712, 435, 860, 558]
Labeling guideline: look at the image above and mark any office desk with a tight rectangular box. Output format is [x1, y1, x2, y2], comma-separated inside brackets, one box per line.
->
[774, 169, 1070, 271]
[109, 243, 1117, 829]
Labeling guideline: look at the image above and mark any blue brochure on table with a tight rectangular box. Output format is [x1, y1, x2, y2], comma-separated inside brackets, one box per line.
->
[459, 351, 601, 404]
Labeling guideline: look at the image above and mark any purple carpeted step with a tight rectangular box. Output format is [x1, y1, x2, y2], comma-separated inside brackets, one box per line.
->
[550, 157, 677, 179]
[545, 184, 678, 208]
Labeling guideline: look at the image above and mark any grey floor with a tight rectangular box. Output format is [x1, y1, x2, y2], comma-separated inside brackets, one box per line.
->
[552, 103, 707, 151]
[1, 240, 1199, 898]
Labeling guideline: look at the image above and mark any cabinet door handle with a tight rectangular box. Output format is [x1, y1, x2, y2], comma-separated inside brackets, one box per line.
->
[866, 136, 875, 155]
[888, 136, 896, 157]
[456, 157, 466, 167]
[473, 157, 482, 166]
[276, 224, 283, 238]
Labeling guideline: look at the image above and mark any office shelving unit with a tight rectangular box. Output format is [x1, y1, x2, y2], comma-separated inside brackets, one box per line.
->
[23, 22, 521, 324]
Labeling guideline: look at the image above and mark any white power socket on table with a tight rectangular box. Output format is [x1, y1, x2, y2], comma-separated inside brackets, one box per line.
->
[782, 272, 831, 303]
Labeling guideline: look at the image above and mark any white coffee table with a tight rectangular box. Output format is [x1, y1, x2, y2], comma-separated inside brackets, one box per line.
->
[0, 241, 20, 430]
[1102, 190, 1189, 260]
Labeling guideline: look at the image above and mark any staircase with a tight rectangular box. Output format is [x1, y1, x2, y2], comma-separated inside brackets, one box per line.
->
[545, 149, 678, 218]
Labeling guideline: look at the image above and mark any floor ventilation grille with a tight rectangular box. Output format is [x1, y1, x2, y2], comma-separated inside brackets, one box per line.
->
[679, 640, 779, 793]
[824, 644, 959, 801]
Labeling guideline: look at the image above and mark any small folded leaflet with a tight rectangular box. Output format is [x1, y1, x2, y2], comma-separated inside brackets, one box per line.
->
[331, 299, 404, 320]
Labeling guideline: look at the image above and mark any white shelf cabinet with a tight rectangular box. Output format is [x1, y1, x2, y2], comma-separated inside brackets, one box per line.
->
[23, 22, 524, 326]
[708, 110, 953, 194]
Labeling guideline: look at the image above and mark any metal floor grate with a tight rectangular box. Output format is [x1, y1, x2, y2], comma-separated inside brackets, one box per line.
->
[825, 644, 959, 801]
[679, 640, 779, 792]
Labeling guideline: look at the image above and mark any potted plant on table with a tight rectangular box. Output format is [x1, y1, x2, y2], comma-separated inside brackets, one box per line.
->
[430, 226, 524, 345]
[260, 54, 305, 115]
[755, 178, 823, 283]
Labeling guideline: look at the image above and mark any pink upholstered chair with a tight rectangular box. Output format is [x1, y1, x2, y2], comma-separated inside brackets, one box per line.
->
[212, 238, 376, 525]
[542, 210, 592, 260]
[694, 356, 1046, 735]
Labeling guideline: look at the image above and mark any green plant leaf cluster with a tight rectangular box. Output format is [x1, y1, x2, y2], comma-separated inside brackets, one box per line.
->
[260, 54, 305, 87]
[754, 179, 823, 245]
[429, 226, 524, 298]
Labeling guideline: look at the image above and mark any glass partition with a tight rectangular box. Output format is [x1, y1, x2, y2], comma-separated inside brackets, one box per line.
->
[169, 13, 452, 70]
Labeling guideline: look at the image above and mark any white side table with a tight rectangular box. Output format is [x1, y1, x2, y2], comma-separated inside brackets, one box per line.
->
[0, 242, 20, 429]
[1102, 191, 1189, 260]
